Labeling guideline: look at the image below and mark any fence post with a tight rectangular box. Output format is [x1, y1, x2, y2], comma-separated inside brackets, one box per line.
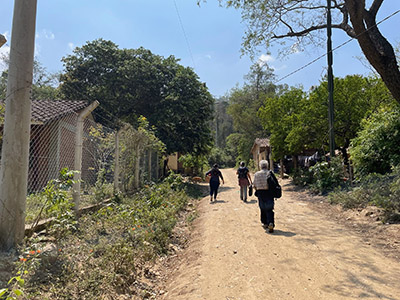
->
[73, 101, 99, 215]
[134, 144, 140, 189]
[114, 130, 120, 193]
[148, 149, 152, 182]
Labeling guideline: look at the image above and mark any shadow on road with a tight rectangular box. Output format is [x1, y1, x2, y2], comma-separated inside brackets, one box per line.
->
[244, 200, 257, 205]
[265, 229, 296, 237]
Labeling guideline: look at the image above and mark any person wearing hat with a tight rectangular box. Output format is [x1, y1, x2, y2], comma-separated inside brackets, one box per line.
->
[236, 161, 252, 202]
[205, 164, 224, 202]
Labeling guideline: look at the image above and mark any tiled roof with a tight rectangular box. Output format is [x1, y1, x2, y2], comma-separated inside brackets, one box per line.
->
[254, 138, 269, 147]
[0, 100, 89, 123]
[250, 138, 270, 153]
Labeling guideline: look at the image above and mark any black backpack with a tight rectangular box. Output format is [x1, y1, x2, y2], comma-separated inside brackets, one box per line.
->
[238, 167, 248, 179]
[267, 171, 282, 198]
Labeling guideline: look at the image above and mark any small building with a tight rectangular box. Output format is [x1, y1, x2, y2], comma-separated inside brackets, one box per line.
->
[250, 138, 273, 170]
[166, 152, 184, 174]
[0, 100, 98, 192]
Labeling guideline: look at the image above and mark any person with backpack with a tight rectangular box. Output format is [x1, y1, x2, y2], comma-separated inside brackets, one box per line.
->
[253, 160, 281, 233]
[205, 164, 224, 202]
[236, 161, 252, 202]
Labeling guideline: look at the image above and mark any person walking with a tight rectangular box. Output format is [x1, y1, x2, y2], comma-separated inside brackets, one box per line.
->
[236, 161, 252, 202]
[205, 164, 224, 202]
[253, 160, 279, 233]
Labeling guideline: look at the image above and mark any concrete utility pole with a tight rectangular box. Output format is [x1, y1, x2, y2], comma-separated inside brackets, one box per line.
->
[0, 0, 38, 251]
[327, 0, 335, 158]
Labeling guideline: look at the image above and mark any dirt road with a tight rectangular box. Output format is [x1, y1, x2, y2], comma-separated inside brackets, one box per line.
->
[160, 168, 400, 300]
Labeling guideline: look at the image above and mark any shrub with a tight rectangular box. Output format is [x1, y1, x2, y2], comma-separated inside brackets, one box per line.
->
[329, 166, 400, 222]
[350, 108, 400, 176]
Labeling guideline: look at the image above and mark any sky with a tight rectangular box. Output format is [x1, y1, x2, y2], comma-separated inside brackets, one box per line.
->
[1, 0, 400, 98]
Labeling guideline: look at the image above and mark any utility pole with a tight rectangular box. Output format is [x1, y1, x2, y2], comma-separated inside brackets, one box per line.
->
[327, 0, 335, 158]
[0, 0, 38, 251]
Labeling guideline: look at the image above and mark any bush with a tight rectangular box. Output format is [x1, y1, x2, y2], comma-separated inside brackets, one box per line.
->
[350, 108, 400, 176]
[292, 157, 346, 194]
[329, 166, 400, 222]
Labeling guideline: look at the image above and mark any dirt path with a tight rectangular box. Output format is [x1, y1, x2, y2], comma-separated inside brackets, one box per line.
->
[159, 168, 400, 300]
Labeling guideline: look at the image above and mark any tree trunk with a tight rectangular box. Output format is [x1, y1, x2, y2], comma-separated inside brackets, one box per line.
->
[345, 0, 400, 104]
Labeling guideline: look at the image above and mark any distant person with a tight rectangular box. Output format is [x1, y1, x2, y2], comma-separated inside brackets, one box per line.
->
[253, 160, 279, 233]
[236, 161, 252, 202]
[205, 164, 224, 202]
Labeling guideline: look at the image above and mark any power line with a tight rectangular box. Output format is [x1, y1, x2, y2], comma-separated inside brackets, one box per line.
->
[173, 0, 197, 70]
[275, 9, 400, 84]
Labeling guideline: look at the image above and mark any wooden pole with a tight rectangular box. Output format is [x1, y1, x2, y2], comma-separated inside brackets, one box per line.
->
[0, 0, 37, 251]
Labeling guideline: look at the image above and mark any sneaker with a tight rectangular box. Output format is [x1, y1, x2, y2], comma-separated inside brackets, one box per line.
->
[268, 223, 274, 233]
[262, 224, 267, 229]
[210, 196, 213, 202]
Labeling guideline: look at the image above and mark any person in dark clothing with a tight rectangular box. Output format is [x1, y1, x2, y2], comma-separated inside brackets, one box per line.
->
[253, 160, 279, 232]
[236, 161, 252, 202]
[205, 164, 224, 202]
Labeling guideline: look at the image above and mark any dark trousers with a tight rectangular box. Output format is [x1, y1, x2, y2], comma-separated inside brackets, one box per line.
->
[256, 190, 275, 226]
[209, 180, 220, 199]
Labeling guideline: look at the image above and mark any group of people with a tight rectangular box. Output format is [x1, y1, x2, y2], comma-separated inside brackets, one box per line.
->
[205, 160, 280, 233]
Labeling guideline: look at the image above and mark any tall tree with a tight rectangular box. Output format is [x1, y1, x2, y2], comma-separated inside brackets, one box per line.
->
[60, 39, 213, 155]
[209, 0, 400, 105]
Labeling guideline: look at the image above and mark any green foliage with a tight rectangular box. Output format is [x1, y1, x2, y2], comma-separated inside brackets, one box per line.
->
[213, 98, 234, 148]
[329, 166, 400, 223]
[207, 147, 235, 168]
[308, 157, 346, 194]
[0, 271, 25, 300]
[60, 39, 213, 155]
[27, 168, 77, 238]
[292, 157, 346, 194]
[13, 173, 199, 299]
[259, 87, 305, 159]
[179, 153, 209, 176]
[350, 107, 400, 176]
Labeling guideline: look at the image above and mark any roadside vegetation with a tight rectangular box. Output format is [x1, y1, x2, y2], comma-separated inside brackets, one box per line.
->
[1, 172, 202, 299]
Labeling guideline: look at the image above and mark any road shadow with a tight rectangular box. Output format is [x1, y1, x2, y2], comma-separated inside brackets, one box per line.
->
[210, 199, 227, 204]
[264, 229, 296, 237]
[244, 199, 257, 205]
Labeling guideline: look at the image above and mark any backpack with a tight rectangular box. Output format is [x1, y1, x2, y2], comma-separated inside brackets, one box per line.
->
[238, 167, 248, 179]
[267, 171, 282, 198]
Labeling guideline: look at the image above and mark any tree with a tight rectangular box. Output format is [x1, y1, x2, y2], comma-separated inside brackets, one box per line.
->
[259, 87, 305, 160]
[1, 56, 60, 100]
[60, 39, 214, 155]
[210, 0, 400, 105]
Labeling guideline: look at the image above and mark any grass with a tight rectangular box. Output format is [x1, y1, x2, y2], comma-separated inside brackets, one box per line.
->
[1, 174, 201, 300]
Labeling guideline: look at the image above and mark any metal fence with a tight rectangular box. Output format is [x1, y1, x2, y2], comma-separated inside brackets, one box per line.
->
[0, 109, 162, 199]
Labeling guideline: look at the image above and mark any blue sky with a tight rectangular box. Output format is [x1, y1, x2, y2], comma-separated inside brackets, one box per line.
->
[1, 0, 400, 98]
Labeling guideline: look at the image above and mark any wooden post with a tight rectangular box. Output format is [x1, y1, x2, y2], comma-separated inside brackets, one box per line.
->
[73, 101, 99, 215]
[0, 0, 37, 251]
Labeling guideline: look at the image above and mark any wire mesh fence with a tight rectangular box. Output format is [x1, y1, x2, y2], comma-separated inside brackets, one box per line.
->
[0, 100, 163, 202]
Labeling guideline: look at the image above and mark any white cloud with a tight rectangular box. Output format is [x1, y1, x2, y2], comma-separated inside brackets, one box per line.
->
[258, 54, 274, 64]
[68, 42, 75, 50]
[205, 54, 212, 59]
[36, 29, 55, 40]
